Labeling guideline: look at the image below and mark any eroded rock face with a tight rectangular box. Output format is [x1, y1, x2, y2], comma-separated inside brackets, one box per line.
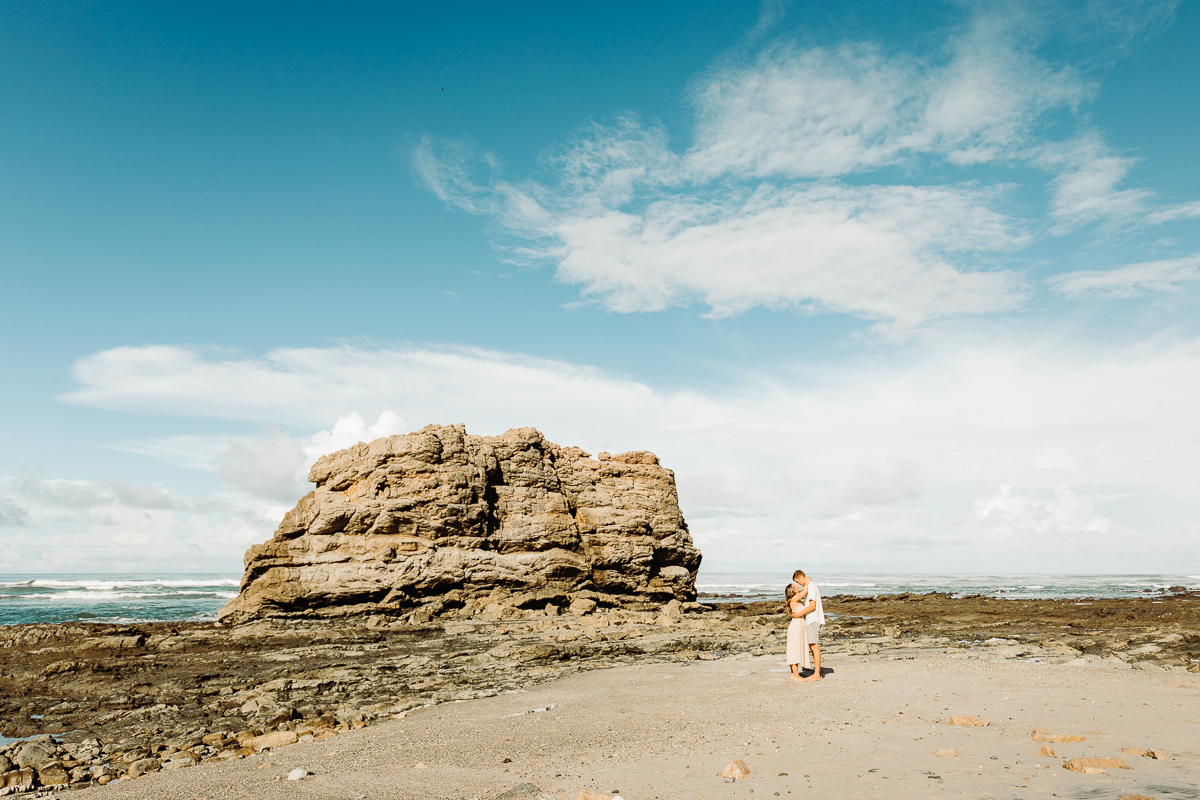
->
[219, 425, 701, 623]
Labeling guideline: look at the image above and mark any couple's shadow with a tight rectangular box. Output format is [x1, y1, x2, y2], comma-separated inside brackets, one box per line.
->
[796, 667, 833, 679]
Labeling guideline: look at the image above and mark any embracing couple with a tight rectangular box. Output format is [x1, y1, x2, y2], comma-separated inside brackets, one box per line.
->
[785, 570, 824, 682]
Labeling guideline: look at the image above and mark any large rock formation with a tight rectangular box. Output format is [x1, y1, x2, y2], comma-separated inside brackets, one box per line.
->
[219, 425, 701, 624]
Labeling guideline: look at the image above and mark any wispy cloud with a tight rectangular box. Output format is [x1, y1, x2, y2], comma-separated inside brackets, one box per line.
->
[1039, 132, 1155, 231]
[416, 1, 1196, 330]
[1049, 253, 1200, 297]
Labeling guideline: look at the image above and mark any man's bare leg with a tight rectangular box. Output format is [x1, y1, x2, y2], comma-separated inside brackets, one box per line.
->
[802, 645, 822, 681]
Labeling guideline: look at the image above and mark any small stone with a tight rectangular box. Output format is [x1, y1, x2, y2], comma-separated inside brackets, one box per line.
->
[494, 783, 543, 800]
[948, 715, 990, 727]
[127, 757, 161, 778]
[1144, 749, 1164, 759]
[1121, 747, 1145, 757]
[932, 750, 960, 757]
[569, 598, 598, 616]
[287, 767, 311, 780]
[414, 762, 427, 770]
[1036, 744, 1056, 757]
[719, 759, 751, 779]
[1063, 756, 1128, 773]
[1031, 728, 1085, 742]
[245, 730, 299, 752]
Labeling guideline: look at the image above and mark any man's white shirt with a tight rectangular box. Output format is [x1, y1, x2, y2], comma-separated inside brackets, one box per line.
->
[806, 582, 825, 626]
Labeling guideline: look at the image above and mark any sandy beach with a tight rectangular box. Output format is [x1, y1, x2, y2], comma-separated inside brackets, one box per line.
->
[77, 649, 1197, 800]
[3, 592, 1197, 799]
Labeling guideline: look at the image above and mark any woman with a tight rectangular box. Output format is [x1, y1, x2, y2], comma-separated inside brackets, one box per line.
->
[785, 582, 811, 680]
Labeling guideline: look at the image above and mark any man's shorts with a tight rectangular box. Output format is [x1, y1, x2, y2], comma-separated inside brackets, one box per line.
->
[807, 622, 820, 644]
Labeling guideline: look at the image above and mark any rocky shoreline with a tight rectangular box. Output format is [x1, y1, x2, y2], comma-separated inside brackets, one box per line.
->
[2, 591, 1198, 795]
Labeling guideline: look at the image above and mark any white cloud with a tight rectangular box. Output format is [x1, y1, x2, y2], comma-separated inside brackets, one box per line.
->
[1146, 199, 1200, 225]
[0, 497, 29, 527]
[685, 43, 925, 179]
[306, 410, 407, 461]
[111, 435, 232, 470]
[549, 181, 1028, 329]
[0, 472, 288, 572]
[1039, 132, 1155, 230]
[959, 484, 1127, 539]
[214, 412, 409, 503]
[217, 430, 308, 504]
[12, 476, 183, 511]
[805, 460, 923, 519]
[1049, 253, 1200, 298]
[62, 344, 724, 437]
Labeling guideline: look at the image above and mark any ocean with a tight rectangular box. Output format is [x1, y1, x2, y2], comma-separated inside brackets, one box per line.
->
[697, 572, 1200, 603]
[0, 574, 239, 626]
[1, 572, 1197, 626]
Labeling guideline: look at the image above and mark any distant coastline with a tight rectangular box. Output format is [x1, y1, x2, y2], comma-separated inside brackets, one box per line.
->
[2, 571, 1197, 626]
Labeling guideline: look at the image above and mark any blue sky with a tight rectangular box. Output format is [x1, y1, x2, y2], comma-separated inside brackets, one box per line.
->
[1, 0, 1198, 574]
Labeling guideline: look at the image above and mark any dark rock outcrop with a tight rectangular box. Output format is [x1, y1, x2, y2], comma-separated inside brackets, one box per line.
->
[219, 425, 701, 623]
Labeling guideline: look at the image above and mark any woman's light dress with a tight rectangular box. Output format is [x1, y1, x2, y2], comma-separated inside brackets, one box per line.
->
[786, 594, 810, 670]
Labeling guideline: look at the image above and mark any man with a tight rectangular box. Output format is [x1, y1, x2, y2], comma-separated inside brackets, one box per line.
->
[792, 570, 824, 681]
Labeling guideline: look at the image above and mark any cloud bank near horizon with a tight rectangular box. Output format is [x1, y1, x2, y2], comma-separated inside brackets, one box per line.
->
[0, 336, 1187, 572]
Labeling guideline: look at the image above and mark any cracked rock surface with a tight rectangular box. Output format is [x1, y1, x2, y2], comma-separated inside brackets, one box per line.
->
[220, 425, 701, 624]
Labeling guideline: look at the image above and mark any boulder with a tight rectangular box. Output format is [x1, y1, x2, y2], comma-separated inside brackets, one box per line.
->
[15, 743, 55, 770]
[245, 730, 299, 752]
[127, 757, 161, 778]
[0, 768, 34, 792]
[1036, 744, 1056, 757]
[219, 425, 701, 623]
[36, 762, 70, 786]
[719, 760, 751, 779]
